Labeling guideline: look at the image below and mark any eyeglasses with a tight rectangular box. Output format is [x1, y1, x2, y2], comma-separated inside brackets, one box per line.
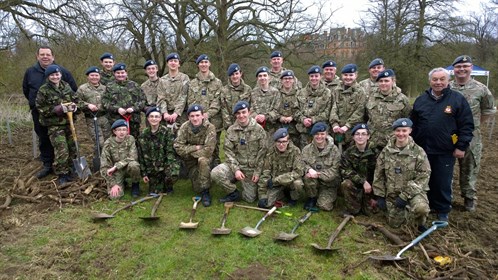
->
[354, 133, 369, 137]
[276, 140, 289, 144]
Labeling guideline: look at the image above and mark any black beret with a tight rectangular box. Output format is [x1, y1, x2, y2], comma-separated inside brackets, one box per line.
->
[310, 122, 328, 135]
[452, 55, 472, 66]
[112, 63, 126, 72]
[187, 104, 203, 114]
[392, 118, 413, 130]
[111, 119, 128, 130]
[368, 58, 384, 68]
[166, 52, 180, 62]
[376, 69, 395, 81]
[341, 64, 357, 74]
[85, 66, 100, 75]
[255, 66, 269, 77]
[322, 60, 337, 68]
[227, 63, 240, 76]
[143, 60, 157, 69]
[270, 51, 282, 58]
[196, 54, 209, 64]
[99, 52, 114, 61]
[307, 65, 322, 75]
[232, 101, 250, 114]
[351, 123, 369, 135]
[280, 70, 294, 79]
[273, 128, 289, 141]
[44, 65, 61, 77]
[145, 106, 161, 117]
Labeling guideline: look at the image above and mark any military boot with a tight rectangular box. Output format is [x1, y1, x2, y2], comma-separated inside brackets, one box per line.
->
[201, 190, 212, 207]
[304, 197, 317, 211]
[36, 165, 53, 179]
[131, 182, 140, 198]
[57, 173, 72, 185]
[464, 198, 476, 212]
[219, 189, 240, 203]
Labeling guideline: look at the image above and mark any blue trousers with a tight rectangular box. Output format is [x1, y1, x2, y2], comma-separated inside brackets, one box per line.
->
[427, 154, 455, 214]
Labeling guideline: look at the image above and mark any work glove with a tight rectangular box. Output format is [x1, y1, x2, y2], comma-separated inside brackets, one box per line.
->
[375, 196, 386, 210]
[53, 104, 66, 117]
[395, 196, 408, 209]
[68, 103, 77, 112]
[257, 198, 268, 208]
[267, 178, 274, 189]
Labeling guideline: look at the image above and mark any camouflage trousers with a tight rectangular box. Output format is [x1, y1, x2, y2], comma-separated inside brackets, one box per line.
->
[104, 161, 141, 198]
[47, 126, 76, 175]
[386, 194, 430, 228]
[211, 163, 258, 202]
[303, 177, 339, 211]
[341, 179, 374, 215]
[265, 179, 303, 207]
[84, 116, 111, 149]
[184, 157, 212, 193]
[146, 171, 177, 194]
[457, 142, 482, 200]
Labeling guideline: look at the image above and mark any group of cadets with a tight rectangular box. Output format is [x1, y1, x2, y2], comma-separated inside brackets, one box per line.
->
[24, 46, 496, 231]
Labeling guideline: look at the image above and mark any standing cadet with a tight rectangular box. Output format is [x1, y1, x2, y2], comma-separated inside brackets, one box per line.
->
[450, 55, 496, 211]
[373, 118, 431, 230]
[268, 50, 302, 89]
[365, 69, 411, 149]
[102, 63, 146, 139]
[101, 119, 141, 199]
[77, 66, 111, 152]
[272, 70, 300, 146]
[250, 66, 280, 134]
[137, 107, 179, 194]
[141, 60, 163, 110]
[411, 68, 474, 222]
[322, 60, 341, 91]
[329, 64, 367, 150]
[295, 66, 332, 149]
[302, 122, 341, 211]
[158, 52, 189, 128]
[220, 63, 251, 130]
[35, 65, 78, 185]
[174, 105, 217, 207]
[211, 101, 268, 203]
[340, 124, 379, 216]
[99, 52, 115, 85]
[258, 128, 304, 208]
[359, 58, 385, 97]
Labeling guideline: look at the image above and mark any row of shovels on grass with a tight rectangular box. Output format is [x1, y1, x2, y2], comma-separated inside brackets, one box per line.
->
[92, 195, 448, 261]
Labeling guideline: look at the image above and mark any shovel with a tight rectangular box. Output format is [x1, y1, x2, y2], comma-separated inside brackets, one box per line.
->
[234, 204, 293, 217]
[66, 109, 91, 180]
[370, 221, 448, 261]
[139, 193, 164, 221]
[275, 211, 313, 241]
[311, 215, 353, 252]
[179, 196, 202, 229]
[92, 195, 157, 221]
[91, 113, 101, 173]
[240, 206, 278, 238]
[212, 202, 234, 235]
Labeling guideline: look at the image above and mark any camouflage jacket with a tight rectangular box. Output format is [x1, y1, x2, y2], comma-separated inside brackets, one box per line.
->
[271, 86, 300, 135]
[173, 119, 217, 160]
[141, 78, 163, 107]
[224, 118, 267, 176]
[301, 136, 340, 183]
[250, 85, 280, 130]
[322, 76, 341, 92]
[188, 71, 223, 129]
[373, 136, 431, 200]
[100, 70, 114, 85]
[102, 79, 146, 124]
[35, 80, 78, 127]
[220, 80, 251, 130]
[295, 82, 332, 133]
[358, 78, 376, 98]
[100, 135, 138, 186]
[340, 142, 379, 187]
[137, 125, 179, 177]
[329, 81, 366, 129]
[158, 72, 189, 116]
[365, 87, 411, 148]
[76, 82, 107, 118]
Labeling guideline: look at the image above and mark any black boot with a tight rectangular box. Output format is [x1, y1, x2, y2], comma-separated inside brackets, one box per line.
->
[131, 182, 140, 198]
[219, 189, 240, 203]
[36, 165, 53, 179]
[201, 190, 212, 207]
[57, 173, 72, 185]
[304, 197, 317, 211]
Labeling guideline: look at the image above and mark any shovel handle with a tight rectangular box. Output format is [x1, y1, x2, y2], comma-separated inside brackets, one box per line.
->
[66, 111, 78, 142]
[262, 206, 278, 221]
[325, 215, 353, 249]
[150, 193, 164, 217]
[396, 220, 448, 258]
[110, 195, 156, 216]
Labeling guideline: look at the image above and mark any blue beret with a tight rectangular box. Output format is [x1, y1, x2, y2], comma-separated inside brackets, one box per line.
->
[232, 101, 250, 114]
[145, 106, 161, 117]
[392, 118, 413, 130]
[341, 64, 357, 74]
[227, 63, 240, 76]
[310, 122, 328, 135]
[452, 55, 472, 66]
[166, 52, 180, 62]
[187, 104, 203, 114]
[307, 65, 322, 75]
[270, 51, 282, 58]
[44, 65, 61, 77]
[280, 70, 294, 79]
[100, 52, 114, 61]
[85, 66, 100, 75]
[351, 123, 369, 135]
[273, 128, 289, 141]
[376, 69, 395, 81]
[112, 63, 126, 72]
[255, 66, 269, 77]
[144, 60, 157, 69]
[111, 119, 128, 130]
[322, 60, 337, 68]
[196, 54, 209, 64]
[368, 58, 384, 69]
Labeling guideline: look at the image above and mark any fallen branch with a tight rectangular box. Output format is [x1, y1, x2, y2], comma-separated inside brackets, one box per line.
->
[12, 193, 42, 203]
[356, 221, 404, 246]
[0, 194, 12, 210]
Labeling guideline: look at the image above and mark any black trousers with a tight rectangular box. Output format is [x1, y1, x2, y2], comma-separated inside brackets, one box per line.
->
[31, 108, 54, 166]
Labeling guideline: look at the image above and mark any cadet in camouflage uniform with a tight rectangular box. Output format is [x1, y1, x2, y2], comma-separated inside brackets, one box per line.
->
[295, 66, 332, 149]
[174, 105, 217, 207]
[158, 52, 189, 128]
[258, 128, 304, 208]
[137, 107, 179, 195]
[322, 60, 341, 91]
[102, 63, 146, 139]
[141, 60, 163, 109]
[35, 65, 78, 185]
[220, 63, 251, 130]
[302, 122, 341, 211]
[365, 69, 411, 149]
[211, 101, 268, 203]
[373, 118, 431, 229]
[450, 55, 497, 211]
[330, 64, 367, 150]
[271, 70, 300, 146]
[99, 52, 115, 85]
[268, 50, 302, 89]
[250, 66, 280, 133]
[101, 119, 141, 199]
[340, 124, 379, 216]
[77, 66, 111, 148]
[359, 58, 384, 97]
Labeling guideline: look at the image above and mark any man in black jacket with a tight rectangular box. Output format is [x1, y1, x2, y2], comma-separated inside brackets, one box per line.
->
[22, 46, 78, 178]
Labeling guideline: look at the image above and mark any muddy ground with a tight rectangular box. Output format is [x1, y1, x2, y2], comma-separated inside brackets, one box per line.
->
[0, 117, 497, 279]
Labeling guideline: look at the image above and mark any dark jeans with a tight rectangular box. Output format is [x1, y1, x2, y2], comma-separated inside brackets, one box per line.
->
[31, 108, 54, 166]
[427, 154, 455, 214]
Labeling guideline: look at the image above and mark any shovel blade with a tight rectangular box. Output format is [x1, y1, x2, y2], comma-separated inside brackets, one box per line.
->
[139, 216, 160, 221]
[239, 227, 261, 237]
[275, 232, 299, 241]
[310, 243, 339, 252]
[369, 255, 406, 261]
[212, 227, 232, 235]
[92, 156, 101, 173]
[73, 157, 91, 179]
[179, 222, 199, 229]
[92, 213, 114, 221]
